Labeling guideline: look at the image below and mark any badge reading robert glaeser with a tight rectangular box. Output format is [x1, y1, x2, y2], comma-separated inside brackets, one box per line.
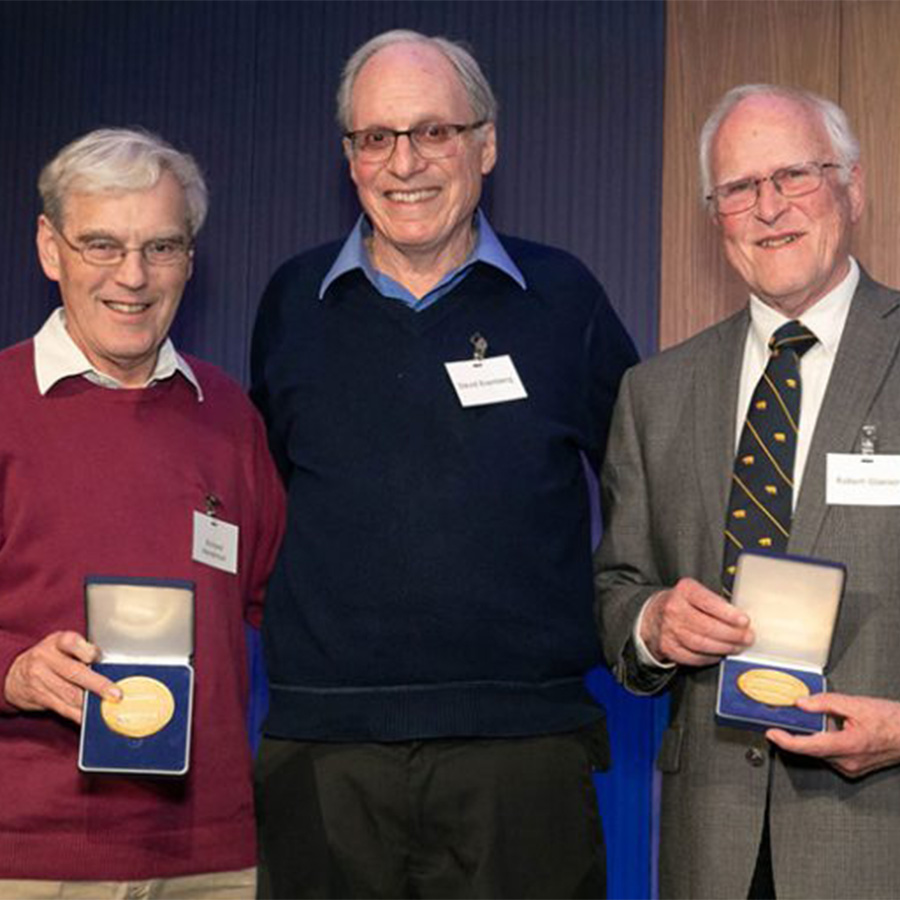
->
[444, 333, 527, 408]
[100, 675, 176, 738]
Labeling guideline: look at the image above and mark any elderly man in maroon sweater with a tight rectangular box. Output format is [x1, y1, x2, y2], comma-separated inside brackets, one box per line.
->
[0, 128, 285, 899]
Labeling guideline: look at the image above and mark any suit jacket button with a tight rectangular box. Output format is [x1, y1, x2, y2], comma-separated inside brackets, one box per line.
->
[745, 747, 765, 767]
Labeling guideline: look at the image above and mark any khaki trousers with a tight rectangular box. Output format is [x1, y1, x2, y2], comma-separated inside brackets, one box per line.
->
[0, 866, 256, 900]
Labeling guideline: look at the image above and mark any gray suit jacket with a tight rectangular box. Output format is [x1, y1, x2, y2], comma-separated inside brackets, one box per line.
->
[595, 272, 900, 899]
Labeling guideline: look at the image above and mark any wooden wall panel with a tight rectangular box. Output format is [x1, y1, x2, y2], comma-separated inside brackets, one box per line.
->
[842, 1, 900, 289]
[661, 1, 841, 348]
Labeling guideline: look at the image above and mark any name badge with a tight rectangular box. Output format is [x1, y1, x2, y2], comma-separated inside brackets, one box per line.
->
[192, 511, 239, 574]
[444, 355, 528, 408]
[826, 453, 900, 506]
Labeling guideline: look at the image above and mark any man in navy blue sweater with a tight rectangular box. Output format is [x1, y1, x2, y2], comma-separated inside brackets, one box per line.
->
[251, 28, 638, 899]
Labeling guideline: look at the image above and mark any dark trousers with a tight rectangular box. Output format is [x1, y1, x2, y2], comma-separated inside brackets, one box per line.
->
[748, 806, 776, 900]
[748, 749, 776, 900]
[255, 727, 608, 899]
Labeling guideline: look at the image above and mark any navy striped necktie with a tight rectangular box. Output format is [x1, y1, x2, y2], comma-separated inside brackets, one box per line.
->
[722, 320, 818, 596]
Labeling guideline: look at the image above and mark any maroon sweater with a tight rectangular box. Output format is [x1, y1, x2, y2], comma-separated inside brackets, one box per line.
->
[0, 341, 285, 880]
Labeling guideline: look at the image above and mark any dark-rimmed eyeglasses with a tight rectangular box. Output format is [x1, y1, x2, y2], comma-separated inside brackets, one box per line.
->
[344, 121, 487, 162]
[707, 161, 844, 216]
[55, 229, 194, 267]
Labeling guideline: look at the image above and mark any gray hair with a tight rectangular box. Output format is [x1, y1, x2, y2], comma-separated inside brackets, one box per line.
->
[38, 127, 209, 236]
[699, 83, 861, 200]
[336, 29, 498, 132]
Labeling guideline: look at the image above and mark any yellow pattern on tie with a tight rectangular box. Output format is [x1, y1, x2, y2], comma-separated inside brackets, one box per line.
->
[721, 321, 818, 596]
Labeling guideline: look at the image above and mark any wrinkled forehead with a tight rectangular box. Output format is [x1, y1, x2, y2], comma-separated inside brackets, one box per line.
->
[350, 42, 472, 127]
[58, 172, 190, 234]
[712, 95, 833, 180]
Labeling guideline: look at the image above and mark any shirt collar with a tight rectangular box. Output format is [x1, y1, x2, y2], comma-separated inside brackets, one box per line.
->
[318, 208, 527, 299]
[748, 256, 859, 358]
[33, 307, 204, 400]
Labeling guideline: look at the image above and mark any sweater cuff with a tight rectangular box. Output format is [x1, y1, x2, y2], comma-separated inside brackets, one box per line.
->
[0, 631, 35, 715]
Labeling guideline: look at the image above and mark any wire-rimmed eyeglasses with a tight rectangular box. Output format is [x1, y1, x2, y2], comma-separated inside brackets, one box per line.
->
[55, 228, 194, 267]
[344, 120, 487, 162]
[707, 161, 844, 216]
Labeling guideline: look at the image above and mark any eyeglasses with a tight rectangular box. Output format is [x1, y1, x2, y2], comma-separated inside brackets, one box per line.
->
[707, 161, 844, 216]
[344, 121, 487, 162]
[55, 229, 193, 267]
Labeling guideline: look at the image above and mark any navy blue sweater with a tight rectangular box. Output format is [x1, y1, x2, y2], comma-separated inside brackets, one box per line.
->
[251, 236, 638, 740]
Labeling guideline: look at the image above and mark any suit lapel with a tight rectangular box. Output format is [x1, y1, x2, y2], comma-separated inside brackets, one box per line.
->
[694, 309, 750, 566]
[790, 275, 900, 555]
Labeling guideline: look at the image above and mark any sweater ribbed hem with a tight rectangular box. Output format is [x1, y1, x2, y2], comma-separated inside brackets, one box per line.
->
[264, 677, 604, 741]
[0, 818, 255, 882]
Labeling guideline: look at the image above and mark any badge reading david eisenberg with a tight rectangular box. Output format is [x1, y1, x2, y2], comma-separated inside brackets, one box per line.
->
[737, 668, 810, 707]
[100, 676, 176, 738]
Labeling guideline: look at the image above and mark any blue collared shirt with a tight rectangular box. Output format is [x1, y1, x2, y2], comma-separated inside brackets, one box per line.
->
[318, 209, 526, 310]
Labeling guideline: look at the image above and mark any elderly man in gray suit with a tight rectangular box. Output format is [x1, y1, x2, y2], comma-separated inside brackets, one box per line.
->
[596, 82, 900, 899]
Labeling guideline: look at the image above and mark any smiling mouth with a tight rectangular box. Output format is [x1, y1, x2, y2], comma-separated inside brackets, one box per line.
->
[757, 234, 802, 249]
[385, 188, 440, 204]
[103, 300, 152, 314]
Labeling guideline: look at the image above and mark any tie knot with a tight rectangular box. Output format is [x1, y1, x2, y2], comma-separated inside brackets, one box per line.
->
[769, 320, 818, 358]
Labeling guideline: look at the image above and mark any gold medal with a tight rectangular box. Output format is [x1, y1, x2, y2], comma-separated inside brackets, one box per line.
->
[737, 668, 810, 707]
[100, 676, 176, 738]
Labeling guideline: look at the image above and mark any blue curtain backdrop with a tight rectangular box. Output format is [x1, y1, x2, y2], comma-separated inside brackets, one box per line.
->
[0, 3, 667, 897]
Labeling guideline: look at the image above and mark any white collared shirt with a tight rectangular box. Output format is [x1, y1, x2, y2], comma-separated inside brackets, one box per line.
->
[737, 257, 858, 507]
[33, 307, 204, 400]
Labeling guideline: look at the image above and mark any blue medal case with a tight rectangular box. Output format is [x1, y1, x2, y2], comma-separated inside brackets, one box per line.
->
[78, 576, 195, 776]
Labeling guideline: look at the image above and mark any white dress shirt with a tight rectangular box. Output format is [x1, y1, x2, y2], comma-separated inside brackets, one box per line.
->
[33, 307, 203, 400]
[632, 258, 859, 667]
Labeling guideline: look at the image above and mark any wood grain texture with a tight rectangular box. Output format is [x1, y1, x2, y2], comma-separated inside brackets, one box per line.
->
[842, 1, 900, 288]
[661, 0, 841, 348]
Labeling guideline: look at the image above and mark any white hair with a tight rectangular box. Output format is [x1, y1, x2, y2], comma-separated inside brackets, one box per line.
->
[699, 84, 860, 201]
[336, 29, 498, 132]
[39, 127, 208, 235]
